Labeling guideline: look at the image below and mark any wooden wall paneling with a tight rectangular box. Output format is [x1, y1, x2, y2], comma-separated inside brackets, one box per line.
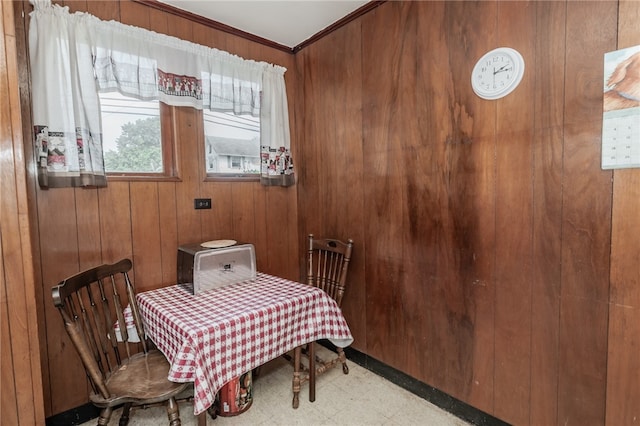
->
[13, 1, 50, 421]
[174, 106, 203, 245]
[252, 185, 269, 274]
[559, 1, 617, 425]
[201, 182, 233, 241]
[148, 3, 168, 34]
[261, 188, 295, 279]
[558, 297, 609, 426]
[1, 1, 44, 422]
[192, 20, 227, 51]
[608, 1, 640, 312]
[606, 1, 640, 424]
[119, 0, 149, 28]
[0, 264, 19, 426]
[529, 1, 566, 424]
[493, 125, 534, 426]
[492, 2, 536, 424]
[37, 188, 85, 415]
[85, 0, 120, 21]
[361, 1, 413, 368]
[60, 0, 87, 14]
[323, 19, 366, 352]
[390, 0, 429, 383]
[130, 182, 164, 292]
[231, 182, 256, 245]
[606, 305, 640, 425]
[5, 6, 45, 424]
[97, 183, 134, 263]
[74, 188, 102, 268]
[298, 48, 323, 245]
[300, 40, 331, 239]
[408, 2, 497, 411]
[315, 32, 341, 237]
[157, 182, 179, 286]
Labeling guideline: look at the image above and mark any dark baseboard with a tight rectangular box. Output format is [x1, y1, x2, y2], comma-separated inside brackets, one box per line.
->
[46, 344, 511, 426]
[45, 403, 100, 426]
[318, 340, 511, 426]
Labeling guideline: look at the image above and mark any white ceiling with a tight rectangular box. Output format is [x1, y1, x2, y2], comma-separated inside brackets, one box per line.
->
[157, 0, 370, 48]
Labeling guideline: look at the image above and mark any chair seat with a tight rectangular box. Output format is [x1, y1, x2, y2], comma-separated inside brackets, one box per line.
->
[90, 349, 188, 407]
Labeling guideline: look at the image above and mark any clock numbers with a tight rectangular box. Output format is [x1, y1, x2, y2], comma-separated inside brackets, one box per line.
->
[471, 47, 525, 100]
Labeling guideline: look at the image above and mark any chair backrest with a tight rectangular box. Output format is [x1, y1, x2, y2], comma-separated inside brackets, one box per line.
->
[51, 259, 147, 400]
[306, 234, 354, 307]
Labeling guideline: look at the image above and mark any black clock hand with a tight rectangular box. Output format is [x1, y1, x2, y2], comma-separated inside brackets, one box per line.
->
[494, 65, 512, 74]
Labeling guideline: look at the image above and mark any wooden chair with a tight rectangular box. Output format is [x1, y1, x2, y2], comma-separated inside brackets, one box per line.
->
[51, 259, 189, 426]
[292, 234, 354, 407]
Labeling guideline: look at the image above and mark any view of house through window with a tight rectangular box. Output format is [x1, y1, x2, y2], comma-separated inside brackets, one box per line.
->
[204, 109, 260, 176]
[99, 92, 162, 173]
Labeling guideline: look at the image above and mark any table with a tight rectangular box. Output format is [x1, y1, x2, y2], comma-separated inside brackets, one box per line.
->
[135, 272, 353, 423]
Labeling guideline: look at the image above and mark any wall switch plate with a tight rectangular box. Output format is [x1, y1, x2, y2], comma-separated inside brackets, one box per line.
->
[194, 198, 212, 209]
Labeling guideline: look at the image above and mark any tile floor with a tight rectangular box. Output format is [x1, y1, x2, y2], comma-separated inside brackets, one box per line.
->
[79, 346, 471, 426]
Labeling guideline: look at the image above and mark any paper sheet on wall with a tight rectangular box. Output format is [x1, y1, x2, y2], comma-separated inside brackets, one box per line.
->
[602, 45, 640, 170]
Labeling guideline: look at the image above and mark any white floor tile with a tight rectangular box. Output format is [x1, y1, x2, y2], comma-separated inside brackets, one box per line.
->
[78, 347, 471, 426]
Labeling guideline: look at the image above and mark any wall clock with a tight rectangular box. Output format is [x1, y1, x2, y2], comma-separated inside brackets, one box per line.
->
[471, 47, 525, 100]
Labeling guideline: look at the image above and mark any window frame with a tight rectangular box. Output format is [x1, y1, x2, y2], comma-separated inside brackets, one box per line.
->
[105, 102, 180, 182]
[201, 109, 261, 182]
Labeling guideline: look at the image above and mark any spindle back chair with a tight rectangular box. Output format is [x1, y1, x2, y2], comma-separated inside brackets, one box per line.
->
[51, 259, 189, 426]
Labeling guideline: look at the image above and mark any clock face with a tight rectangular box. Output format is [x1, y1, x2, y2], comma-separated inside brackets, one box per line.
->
[471, 47, 525, 100]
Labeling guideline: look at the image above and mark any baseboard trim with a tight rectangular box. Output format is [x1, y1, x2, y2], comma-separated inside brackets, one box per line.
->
[319, 340, 510, 426]
[45, 403, 100, 426]
[46, 344, 510, 426]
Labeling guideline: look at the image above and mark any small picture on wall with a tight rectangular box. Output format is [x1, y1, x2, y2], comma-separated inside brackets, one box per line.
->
[601, 44, 640, 169]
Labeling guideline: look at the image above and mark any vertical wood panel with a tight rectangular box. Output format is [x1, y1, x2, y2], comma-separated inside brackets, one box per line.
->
[98, 182, 133, 263]
[606, 1, 640, 424]
[20, 0, 301, 419]
[493, 2, 536, 424]
[361, 2, 413, 369]
[16, 0, 640, 424]
[529, 1, 566, 424]
[157, 182, 178, 286]
[75, 188, 102, 268]
[231, 182, 257, 244]
[174, 106, 203, 245]
[130, 182, 163, 291]
[0, 1, 44, 423]
[559, 2, 617, 425]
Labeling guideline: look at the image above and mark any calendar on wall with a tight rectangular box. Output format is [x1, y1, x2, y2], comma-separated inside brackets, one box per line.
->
[601, 44, 640, 170]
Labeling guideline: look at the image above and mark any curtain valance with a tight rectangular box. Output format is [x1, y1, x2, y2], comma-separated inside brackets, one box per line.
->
[29, 0, 293, 188]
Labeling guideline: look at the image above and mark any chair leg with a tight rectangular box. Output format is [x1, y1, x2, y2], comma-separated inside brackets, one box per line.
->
[166, 397, 181, 426]
[97, 407, 113, 426]
[292, 346, 301, 409]
[309, 341, 316, 402]
[338, 347, 349, 374]
[118, 403, 132, 426]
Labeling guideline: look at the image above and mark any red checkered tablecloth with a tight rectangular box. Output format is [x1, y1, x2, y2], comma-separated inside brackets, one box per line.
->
[136, 272, 353, 415]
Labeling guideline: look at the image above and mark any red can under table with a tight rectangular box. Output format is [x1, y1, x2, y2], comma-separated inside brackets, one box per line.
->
[215, 371, 253, 417]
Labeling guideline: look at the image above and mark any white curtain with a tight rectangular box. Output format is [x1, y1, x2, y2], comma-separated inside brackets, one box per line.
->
[29, 0, 294, 188]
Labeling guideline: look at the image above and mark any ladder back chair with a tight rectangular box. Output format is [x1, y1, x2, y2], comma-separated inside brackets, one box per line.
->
[51, 259, 189, 426]
[293, 234, 354, 407]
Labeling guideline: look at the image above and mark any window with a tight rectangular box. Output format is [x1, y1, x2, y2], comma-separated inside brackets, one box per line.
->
[99, 92, 176, 179]
[204, 109, 260, 179]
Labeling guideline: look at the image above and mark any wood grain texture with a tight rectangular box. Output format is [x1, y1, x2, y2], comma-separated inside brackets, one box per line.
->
[16, 0, 301, 416]
[361, 1, 412, 369]
[9, 0, 640, 423]
[529, 1, 565, 422]
[606, 2, 640, 425]
[299, 1, 629, 425]
[493, 2, 536, 424]
[0, 1, 44, 423]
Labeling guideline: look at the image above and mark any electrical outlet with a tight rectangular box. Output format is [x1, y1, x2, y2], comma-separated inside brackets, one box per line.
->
[194, 198, 212, 209]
